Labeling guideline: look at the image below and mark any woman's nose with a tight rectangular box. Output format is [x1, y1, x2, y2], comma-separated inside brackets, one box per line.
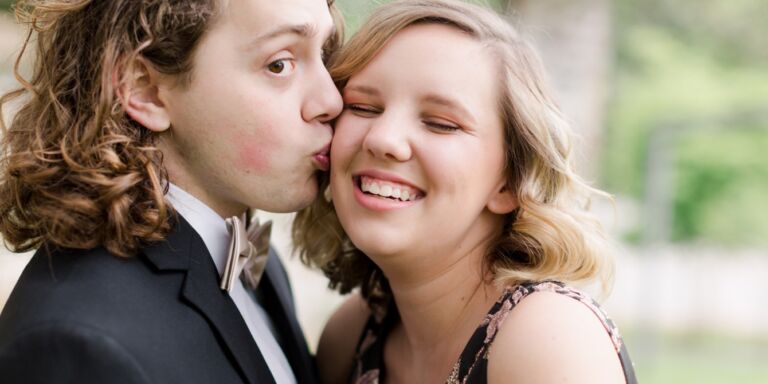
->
[361, 112, 413, 162]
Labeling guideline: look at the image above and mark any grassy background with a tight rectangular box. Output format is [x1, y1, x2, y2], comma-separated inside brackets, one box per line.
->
[624, 330, 768, 383]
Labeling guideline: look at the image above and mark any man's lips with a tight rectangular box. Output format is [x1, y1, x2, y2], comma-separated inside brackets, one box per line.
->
[313, 143, 331, 171]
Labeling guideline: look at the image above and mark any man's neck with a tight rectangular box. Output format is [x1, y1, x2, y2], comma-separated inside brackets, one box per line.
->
[162, 155, 247, 219]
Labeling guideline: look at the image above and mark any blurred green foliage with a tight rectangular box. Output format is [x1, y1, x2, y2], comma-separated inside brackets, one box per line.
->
[615, 0, 768, 66]
[674, 130, 768, 244]
[607, 0, 768, 246]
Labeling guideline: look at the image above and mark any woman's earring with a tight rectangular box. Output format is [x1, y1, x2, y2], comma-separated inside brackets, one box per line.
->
[324, 184, 332, 203]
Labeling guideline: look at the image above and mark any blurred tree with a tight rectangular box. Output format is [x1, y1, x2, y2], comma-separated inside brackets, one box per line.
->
[674, 128, 768, 244]
[616, 0, 768, 65]
[504, 0, 612, 180]
[607, 0, 768, 245]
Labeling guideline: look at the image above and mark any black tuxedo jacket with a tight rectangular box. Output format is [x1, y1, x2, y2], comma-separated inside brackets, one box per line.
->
[0, 217, 318, 384]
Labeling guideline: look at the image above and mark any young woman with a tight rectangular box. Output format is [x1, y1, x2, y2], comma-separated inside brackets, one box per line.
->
[294, 0, 637, 382]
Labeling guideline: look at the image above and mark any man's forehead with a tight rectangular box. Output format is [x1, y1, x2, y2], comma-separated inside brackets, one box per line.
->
[223, 0, 335, 33]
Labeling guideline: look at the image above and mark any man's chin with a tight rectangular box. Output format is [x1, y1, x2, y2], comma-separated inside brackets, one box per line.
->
[254, 188, 317, 214]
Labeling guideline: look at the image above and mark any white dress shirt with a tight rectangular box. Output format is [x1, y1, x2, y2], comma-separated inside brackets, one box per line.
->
[166, 184, 297, 384]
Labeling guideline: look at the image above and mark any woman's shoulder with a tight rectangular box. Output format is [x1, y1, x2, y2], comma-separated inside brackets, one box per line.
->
[486, 282, 627, 383]
[317, 293, 371, 384]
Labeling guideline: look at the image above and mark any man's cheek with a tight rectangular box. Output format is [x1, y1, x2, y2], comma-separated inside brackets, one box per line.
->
[235, 130, 277, 174]
[237, 143, 271, 174]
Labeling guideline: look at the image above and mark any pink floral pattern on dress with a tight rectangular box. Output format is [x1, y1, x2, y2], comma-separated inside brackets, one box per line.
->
[354, 369, 380, 384]
[480, 299, 512, 344]
[500, 281, 626, 353]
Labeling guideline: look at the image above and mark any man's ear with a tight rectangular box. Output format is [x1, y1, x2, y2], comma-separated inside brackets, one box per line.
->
[487, 182, 518, 215]
[116, 57, 171, 133]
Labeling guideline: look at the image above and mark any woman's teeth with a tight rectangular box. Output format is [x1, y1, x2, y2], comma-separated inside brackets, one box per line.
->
[360, 176, 420, 202]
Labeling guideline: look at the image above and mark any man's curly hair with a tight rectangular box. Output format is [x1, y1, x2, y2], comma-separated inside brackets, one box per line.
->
[0, 0, 342, 257]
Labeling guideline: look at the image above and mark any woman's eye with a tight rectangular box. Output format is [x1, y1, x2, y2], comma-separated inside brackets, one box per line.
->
[425, 121, 460, 132]
[267, 59, 294, 75]
[345, 104, 380, 115]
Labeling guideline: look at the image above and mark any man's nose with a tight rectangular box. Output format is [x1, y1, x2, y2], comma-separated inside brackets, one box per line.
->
[302, 64, 343, 124]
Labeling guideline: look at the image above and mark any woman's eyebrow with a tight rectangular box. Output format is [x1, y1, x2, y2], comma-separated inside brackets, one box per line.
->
[344, 85, 380, 97]
[423, 93, 477, 125]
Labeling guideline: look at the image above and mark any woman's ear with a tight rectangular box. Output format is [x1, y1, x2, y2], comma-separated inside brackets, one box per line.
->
[116, 57, 171, 133]
[487, 182, 518, 215]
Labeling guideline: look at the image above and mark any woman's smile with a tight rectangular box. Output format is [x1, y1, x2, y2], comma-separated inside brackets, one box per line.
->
[351, 171, 426, 212]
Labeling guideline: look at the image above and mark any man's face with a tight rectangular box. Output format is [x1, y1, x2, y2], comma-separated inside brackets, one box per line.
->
[158, 0, 342, 217]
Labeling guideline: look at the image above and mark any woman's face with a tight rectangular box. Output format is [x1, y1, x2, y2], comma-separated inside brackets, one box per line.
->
[330, 24, 511, 260]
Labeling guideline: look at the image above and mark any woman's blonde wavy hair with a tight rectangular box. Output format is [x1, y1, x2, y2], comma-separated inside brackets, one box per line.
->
[293, 0, 614, 310]
[0, 0, 342, 257]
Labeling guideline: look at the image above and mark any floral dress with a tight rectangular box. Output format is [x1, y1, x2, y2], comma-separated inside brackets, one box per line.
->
[349, 281, 638, 384]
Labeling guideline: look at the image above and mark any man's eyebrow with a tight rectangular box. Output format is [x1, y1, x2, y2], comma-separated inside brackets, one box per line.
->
[251, 23, 319, 45]
[423, 94, 477, 125]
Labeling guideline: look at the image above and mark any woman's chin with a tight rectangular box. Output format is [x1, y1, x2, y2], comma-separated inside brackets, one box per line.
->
[349, 235, 406, 261]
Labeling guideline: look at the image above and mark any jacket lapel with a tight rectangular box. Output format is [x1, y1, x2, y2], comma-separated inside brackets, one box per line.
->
[143, 216, 276, 384]
[258, 250, 319, 384]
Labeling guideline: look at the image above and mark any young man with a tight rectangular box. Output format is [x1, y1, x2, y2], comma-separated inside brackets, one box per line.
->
[0, 0, 342, 383]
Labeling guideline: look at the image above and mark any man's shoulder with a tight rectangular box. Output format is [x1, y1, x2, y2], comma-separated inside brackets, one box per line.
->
[0, 244, 187, 341]
[0, 318, 154, 384]
[14, 245, 157, 292]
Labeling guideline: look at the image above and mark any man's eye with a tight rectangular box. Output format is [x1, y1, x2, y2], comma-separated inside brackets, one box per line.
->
[267, 59, 293, 75]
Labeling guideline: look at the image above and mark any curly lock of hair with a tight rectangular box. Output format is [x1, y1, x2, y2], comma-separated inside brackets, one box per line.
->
[0, 0, 220, 256]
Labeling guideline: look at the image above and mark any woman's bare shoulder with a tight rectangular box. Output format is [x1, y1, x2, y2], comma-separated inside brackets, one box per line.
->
[487, 290, 626, 384]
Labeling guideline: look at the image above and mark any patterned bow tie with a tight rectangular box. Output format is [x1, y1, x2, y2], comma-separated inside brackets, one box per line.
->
[220, 215, 272, 292]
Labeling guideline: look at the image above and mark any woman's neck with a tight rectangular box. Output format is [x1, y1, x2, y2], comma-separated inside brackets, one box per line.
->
[392, 253, 494, 345]
[376, 235, 504, 380]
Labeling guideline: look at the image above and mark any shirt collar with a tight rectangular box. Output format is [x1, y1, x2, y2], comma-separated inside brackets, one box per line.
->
[165, 183, 230, 275]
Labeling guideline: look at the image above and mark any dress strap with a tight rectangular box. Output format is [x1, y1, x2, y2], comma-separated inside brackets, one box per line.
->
[348, 301, 399, 384]
[450, 281, 637, 384]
